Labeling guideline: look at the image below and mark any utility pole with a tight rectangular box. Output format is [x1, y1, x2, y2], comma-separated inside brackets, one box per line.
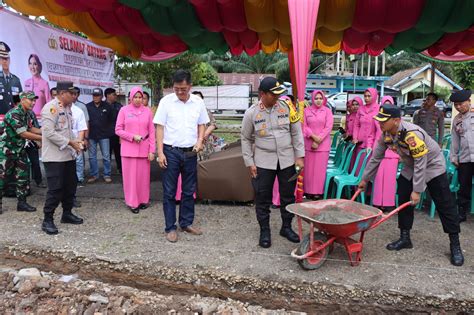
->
[374, 55, 379, 76]
[381, 52, 386, 75]
[367, 55, 371, 77]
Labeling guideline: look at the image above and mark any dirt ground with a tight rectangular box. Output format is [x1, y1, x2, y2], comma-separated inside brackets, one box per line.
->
[0, 165, 472, 313]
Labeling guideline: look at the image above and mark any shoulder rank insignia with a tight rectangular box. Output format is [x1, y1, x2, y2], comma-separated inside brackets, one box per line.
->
[278, 98, 302, 123]
[404, 131, 428, 158]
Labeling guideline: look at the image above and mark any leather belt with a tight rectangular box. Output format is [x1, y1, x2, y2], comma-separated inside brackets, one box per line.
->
[164, 144, 194, 152]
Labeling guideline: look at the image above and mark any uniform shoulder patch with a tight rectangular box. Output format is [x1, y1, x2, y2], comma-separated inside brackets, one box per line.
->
[404, 131, 428, 158]
[50, 107, 56, 114]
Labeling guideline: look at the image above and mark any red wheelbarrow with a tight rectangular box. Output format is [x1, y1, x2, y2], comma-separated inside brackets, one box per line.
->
[286, 190, 412, 270]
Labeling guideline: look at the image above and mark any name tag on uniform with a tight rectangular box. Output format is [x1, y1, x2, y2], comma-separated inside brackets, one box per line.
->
[12, 87, 19, 92]
[277, 113, 289, 125]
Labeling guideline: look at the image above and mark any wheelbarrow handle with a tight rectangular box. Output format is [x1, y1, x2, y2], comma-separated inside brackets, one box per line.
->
[369, 201, 412, 230]
[351, 189, 361, 201]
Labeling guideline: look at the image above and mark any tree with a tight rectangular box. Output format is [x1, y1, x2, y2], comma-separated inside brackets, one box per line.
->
[114, 53, 200, 100]
[453, 63, 474, 89]
[191, 62, 221, 86]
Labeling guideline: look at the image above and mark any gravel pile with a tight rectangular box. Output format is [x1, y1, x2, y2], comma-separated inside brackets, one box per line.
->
[0, 266, 305, 314]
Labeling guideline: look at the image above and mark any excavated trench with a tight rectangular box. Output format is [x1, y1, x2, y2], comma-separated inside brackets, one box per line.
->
[1, 244, 472, 314]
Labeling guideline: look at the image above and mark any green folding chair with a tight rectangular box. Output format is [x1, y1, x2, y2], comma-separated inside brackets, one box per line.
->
[332, 148, 372, 203]
[323, 142, 356, 199]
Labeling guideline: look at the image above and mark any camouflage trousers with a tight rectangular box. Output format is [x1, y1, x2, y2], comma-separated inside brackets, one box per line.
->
[0, 150, 30, 200]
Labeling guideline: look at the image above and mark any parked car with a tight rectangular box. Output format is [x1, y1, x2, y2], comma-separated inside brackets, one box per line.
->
[399, 98, 452, 118]
[327, 92, 348, 112]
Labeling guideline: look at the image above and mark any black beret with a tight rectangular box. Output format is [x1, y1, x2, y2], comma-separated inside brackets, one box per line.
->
[449, 89, 471, 103]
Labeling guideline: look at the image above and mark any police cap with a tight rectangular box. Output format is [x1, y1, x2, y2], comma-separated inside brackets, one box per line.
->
[0, 41, 10, 58]
[258, 77, 286, 95]
[56, 81, 75, 92]
[374, 104, 401, 122]
[449, 89, 471, 103]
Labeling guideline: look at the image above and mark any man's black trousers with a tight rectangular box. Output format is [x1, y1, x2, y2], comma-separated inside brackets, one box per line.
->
[397, 173, 460, 234]
[255, 164, 296, 224]
[43, 161, 77, 214]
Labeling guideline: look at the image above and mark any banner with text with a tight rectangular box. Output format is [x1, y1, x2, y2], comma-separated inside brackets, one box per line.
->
[0, 9, 114, 112]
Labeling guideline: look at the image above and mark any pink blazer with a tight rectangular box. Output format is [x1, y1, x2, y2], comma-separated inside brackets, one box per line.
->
[24, 76, 51, 115]
[115, 105, 156, 158]
[345, 112, 357, 136]
[303, 105, 334, 152]
[353, 104, 380, 149]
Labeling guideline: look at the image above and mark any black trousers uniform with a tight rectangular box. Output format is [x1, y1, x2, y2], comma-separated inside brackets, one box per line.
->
[457, 162, 473, 211]
[43, 161, 77, 215]
[255, 164, 296, 224]
[25, 144, 42, 185]
[397, 173, 460, 234]
[109, 135, 122, 173]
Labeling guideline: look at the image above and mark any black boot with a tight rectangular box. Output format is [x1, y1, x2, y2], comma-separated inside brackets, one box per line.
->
[258, 221, 271, 248]
[458, 207, 467, 223]
[61, 210, 84, 224]
[449, 234, 464, 266]
[386, 229, 413, 251]
[42, 214, 58, 235]
[17, 199, 37, 212]
[0, 198, 3, 215]
[280, 218, 300, 243]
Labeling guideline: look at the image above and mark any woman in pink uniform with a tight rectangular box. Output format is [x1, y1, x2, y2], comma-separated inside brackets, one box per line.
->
[303, 90, 334, 199]
[24, 54, 51, 115]
[372, 96, 399, 211]
[115, 87, 156, 214]
[352, 88, 380, 175]
[345, 98, 360, 140]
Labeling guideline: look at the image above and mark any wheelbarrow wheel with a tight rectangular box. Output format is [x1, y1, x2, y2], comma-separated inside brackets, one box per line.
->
[296, 232, 329, 270]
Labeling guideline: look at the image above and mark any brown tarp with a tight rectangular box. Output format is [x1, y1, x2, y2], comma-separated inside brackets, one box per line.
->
[197, 142, 255, 202]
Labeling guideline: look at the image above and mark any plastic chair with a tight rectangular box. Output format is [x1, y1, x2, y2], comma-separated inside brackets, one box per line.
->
[323, 143, 356, 199]
[328, 140, 351, 168]
[330, 130, 341, 152]
[332, 148, 372, 203]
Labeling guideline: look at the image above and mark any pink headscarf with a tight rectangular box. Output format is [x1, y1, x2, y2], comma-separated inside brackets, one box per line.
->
[311, 90, 327, 107]
[352, 96, 363, 109]
[380, 95, 394, 105]
[364, 88, 379, 107]
[128, 86, 144, 106]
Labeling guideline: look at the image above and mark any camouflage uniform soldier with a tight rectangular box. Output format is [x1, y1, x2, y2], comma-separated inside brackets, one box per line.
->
[0, 42, 23, 114]
[0, 91, 42, 214]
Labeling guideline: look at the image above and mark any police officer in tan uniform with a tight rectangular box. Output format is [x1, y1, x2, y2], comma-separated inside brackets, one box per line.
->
[359, 105, 463, 266]
[41, 82, 84, 235]
[413, 93, 444, 146]
[241, 77, 305, 248]
[449, 89, 473, 223]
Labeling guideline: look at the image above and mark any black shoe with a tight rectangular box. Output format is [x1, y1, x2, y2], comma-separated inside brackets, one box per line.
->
[61, 212, 84, 224]
[259, 228, 271, 248]
[280, 227, 300, 243]
[386, 229, 413, 251]
[0, 203, 3, 215]
[42, 219, 58, 235]
[73, 199, 82, 208]
[17, 200, 37, 212]
[450, 243, 464, 266]
[77, 180, 85, 188]
[139, 203, 149, 210]
[130, 207, 140, 214]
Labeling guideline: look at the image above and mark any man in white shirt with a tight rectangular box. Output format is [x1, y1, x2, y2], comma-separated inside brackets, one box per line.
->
[72, 87, 89, 186]
[71, 99, 88, 208]
[154, 69, 209, 243]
